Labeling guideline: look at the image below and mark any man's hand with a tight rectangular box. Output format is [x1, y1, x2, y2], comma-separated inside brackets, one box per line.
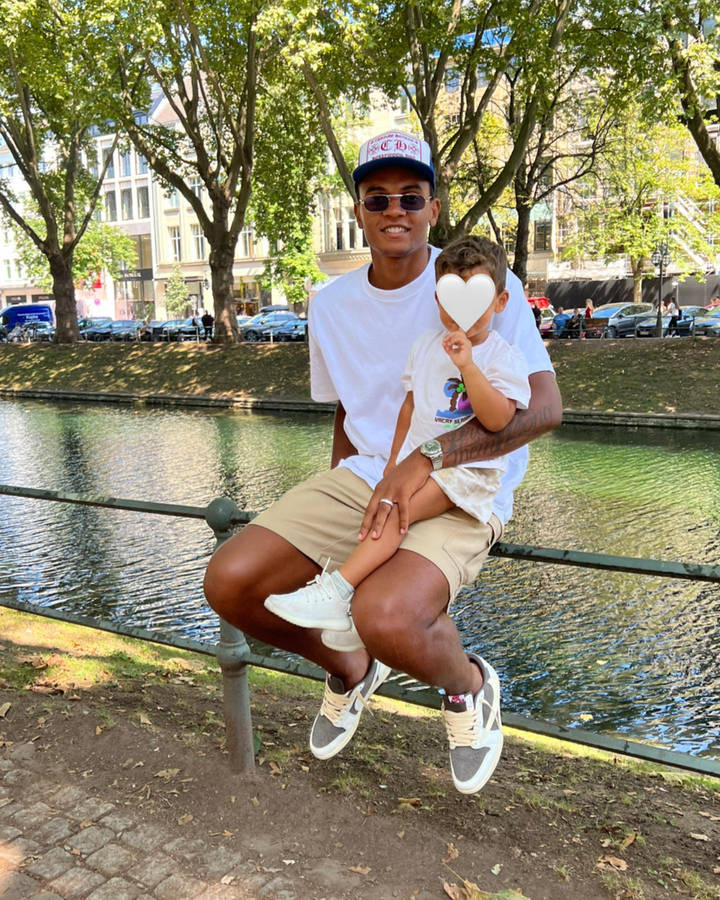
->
[358, 451, 431, 541]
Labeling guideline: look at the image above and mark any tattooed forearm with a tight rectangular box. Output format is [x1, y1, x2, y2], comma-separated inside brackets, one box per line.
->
[438, 372, 563, 468]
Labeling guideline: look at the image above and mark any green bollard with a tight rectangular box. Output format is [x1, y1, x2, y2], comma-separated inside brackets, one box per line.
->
[205, 497, 255, 773]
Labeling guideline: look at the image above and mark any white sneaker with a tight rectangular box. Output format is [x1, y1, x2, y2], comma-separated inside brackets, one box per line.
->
[309, 659, 391, 759]
[442, 654, 503, 794]
[321, 618, 366, 652]
[264, 570, 353, 630]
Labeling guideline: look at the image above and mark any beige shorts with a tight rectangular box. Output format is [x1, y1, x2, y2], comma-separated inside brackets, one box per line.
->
[251, 467, 503, 601]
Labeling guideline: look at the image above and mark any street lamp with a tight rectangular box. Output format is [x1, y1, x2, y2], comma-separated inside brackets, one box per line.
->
[650, 242, 671, 337]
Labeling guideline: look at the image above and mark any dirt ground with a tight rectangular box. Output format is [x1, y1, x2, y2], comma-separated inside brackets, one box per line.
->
[1, 609, 719, 899]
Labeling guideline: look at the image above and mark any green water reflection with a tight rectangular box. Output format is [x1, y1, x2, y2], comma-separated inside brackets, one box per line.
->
[0, 400, 718, 757]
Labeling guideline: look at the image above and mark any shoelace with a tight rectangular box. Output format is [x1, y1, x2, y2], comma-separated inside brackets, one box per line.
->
[443, 696, 495, 748]
[320, 674, 374, 724]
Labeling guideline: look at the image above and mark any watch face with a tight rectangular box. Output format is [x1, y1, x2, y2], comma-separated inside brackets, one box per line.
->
[422, 440, 442, 454]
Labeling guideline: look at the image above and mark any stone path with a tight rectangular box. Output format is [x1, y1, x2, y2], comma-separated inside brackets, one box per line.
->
[0, 743, 297, 899]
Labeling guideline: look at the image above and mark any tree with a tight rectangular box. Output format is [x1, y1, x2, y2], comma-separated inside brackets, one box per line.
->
[0, 0, 118, 341]
[105, 0, 327, 343]
[621, 1, 720, 190]
[12, 220, 137, 291]
[164, 264, 190, 316]
[559, 109, 720, 304]
[260, 225, 326, 308]
[296, 0, 575, 246]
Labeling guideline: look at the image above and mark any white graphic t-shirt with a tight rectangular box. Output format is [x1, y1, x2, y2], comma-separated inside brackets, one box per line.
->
[398, 329, 531, 474]
[308, 247, 554, 523]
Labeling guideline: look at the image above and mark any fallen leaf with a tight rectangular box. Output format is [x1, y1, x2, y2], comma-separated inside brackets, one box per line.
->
[177, 813, 193, 825]
[689, 833, 709, 842]
[597, 856, 628, 871]
[67, 694, 81, 701]
[223, 829, 233, 837]
[443, 842, 459, 864]
[220, 875, 234, 884]
[138, 713, 151, 725]
[95, 726, 102, 736]
[0, 703, 11, 718]
[282, 859, 296, 865]
[250, 796, 259, 806]
[491, 863, 502, 875]
[699, 811, 720, 821]
[397, 796, 423, 806]
[154, 768, 180, 779]
[0, 798, 12, 809]
[713, 866, 720, 875]
[620, 832, 637, 850]
[269, 761, 281, 776]
[349, 865, 371, 875]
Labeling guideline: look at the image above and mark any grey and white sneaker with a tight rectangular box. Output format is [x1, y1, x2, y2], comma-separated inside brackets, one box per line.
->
[264, 569, 354, 631]
[441, 654, 503, 794]
[320, 617, 366, 652]
[309, 659, 391, 760]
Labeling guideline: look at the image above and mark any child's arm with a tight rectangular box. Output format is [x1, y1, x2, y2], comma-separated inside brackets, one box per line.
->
[384, 391, 414, 474]
[442, 331, 516, 432]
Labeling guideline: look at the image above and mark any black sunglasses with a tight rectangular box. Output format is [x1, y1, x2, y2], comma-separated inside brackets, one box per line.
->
[359, 193, 432, 213]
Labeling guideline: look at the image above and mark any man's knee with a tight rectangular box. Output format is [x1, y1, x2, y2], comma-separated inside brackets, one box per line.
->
[203, 540, 257, 623]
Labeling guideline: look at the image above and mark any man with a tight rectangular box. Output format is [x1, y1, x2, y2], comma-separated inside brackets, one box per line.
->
[204, 131, 562, 794]
[201, 310, 214, 340]
[552, 305, 570, 337]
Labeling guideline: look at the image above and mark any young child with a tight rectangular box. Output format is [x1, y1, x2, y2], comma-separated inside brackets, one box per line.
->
[264, 236, 531, 650]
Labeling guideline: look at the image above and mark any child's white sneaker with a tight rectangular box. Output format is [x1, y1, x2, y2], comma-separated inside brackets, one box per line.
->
[264, 570, 354, 631]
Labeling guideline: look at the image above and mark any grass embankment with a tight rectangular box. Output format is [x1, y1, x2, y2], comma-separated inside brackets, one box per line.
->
[1, 608, 719, 899]
[0, 338, 719, 415]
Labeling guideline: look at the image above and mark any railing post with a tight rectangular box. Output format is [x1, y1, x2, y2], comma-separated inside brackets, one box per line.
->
[205, 497, 255, 773]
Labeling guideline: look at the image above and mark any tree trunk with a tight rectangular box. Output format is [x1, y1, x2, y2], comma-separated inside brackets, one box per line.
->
[630, 258, 644, 305]
[428, 177, 454, 248]
[49, 253, 79, 343]
[512, 203, 532, 287]
[209, 231, 240, 344]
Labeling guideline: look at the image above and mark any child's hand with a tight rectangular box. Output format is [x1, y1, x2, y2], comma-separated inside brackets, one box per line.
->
[442, 330, 473, 368]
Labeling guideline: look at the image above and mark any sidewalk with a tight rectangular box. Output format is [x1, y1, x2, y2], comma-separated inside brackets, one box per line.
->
[1, 608, 719, 900]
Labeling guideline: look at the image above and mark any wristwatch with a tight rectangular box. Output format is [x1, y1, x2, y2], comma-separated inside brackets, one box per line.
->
[419, 439, 443, 471]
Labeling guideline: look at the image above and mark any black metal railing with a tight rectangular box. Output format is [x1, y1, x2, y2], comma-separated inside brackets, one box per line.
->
[1, 482, 719, 779]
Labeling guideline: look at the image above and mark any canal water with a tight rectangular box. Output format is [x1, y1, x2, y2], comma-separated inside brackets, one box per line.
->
[0, 398, 718, 758]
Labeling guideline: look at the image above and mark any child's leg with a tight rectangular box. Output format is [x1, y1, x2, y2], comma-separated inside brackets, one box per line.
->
[339, 478, 453, 587]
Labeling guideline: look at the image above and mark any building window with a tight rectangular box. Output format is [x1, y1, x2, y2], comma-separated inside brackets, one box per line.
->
[534, 220, 552, 252]
[336, 222, 343, 251]
[239, 227, 253, 258]
[191, 224, 205, 260]
[5, 260, 12, 279]
[136, 155, 148, 175]
[167, 188, 180, 209]
[137, 185, 149, 219]
[120, 188, 133, 220]
[190, 177, 202, 198]
[120, 151, 132, 177]
[105, 191, 117, 221]
[168, 226, 182, 261]
[103, 148, 115, 179]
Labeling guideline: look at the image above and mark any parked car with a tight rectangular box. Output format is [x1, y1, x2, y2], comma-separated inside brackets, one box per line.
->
[83, 320, 116, 341]
[29, 321, 56, 341]
[78, 317, 112, 339]
[150, 319, 181, 341]
[635, 306, 706, 337]
[240, 311, 297, 342]
[538, 306, 556, 336]
[138, 320, 163, 341]
[258, 316, 305, 342]
[692, 307, 720, 336]
[110, 320, 144, 341]
[273, 319, 308, 342]
[591, 303, 653, 338]
[162, 317, 204, 341]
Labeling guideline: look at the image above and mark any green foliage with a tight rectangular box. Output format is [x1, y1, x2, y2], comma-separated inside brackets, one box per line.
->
[11, 220, 137, 290]
[559, 107, 720, 281]
[261, 224, 326, 306]
[164, 265, 190, 316]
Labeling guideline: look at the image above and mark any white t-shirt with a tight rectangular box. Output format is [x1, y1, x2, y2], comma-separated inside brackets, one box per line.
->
[399, 328, 531, 474]
[308, 246, 554, 523]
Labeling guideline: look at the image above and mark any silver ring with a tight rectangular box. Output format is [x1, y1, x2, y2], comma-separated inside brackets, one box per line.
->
[379, 498, 395, 507]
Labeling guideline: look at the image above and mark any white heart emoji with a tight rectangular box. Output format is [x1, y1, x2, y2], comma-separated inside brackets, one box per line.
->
[436, 273, 496, 331]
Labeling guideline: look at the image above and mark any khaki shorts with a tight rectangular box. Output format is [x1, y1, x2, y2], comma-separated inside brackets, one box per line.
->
[252, 467, 503, 601]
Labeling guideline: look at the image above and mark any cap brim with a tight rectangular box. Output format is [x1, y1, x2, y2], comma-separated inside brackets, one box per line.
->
[353, 158, 435, 193]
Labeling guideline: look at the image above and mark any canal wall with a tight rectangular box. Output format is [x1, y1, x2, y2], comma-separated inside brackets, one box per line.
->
[1, 338, 719, 424]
